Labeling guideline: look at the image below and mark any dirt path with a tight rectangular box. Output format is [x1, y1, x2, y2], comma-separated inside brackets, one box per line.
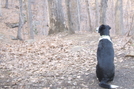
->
[0, 33, 134, 89]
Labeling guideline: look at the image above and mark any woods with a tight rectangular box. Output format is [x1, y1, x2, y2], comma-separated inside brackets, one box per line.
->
[0, 0, 133, 39]
[0, 0, 134, 89]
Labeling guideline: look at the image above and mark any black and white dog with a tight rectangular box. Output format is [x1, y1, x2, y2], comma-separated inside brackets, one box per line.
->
[96, 24, 118, 89]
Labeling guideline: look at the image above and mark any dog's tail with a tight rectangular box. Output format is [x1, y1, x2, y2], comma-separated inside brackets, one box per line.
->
[99, 79, 119, 89]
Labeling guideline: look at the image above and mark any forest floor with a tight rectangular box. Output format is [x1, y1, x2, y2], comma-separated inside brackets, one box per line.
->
[0, 31, 134, 89]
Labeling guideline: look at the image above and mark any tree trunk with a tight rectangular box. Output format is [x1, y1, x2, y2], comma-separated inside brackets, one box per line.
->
[115, 0, 124, 35]
[28, 0, 34, 39]
[42, 0, 49, 35]
[17, 0, 23, 40]
[77, 0, 81, 31]
[65, 0, 75, 34]
[56, 0, 65, 32]
[5, 0, 9, 8]
[0, 0, 2, 16]
[85, 0, 92, 31]
[48, 0, 66, 35]
[47, 0, 56, 34]
[125, 0, 131, 33]
[100, 0, 108, 24]
[130, 1, 133, 36]
[95, 0, 99, 27]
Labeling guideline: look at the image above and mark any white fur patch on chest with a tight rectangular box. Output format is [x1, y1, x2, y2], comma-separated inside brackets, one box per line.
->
[99, 35, 112, 42]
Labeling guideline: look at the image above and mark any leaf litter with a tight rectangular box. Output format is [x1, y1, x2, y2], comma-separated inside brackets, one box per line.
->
[0, 33, 134, 89]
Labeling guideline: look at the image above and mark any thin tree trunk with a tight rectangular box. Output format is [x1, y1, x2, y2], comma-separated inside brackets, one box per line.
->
[24, 0, 34, 39]
[47, 0, 56, 34]
[129, 1, 133, 36]
[77, 0, 81, 31]
[47, 0, 52, 34]
[17, 0, 23, 40]
[131, 14, 134, 37]
[5, 0, 9, 8]
[24, 0, 29, 39]
[115, 0, 124, 35]
[46, 0, 50, 33]
[100, 0, 108, 24]
[111, 0, 115, 34]
[28, 0, 34, 39]
[0, 0, 2, 16]
[95, 0, 99, 27]
[85, 0, 92, 31]
[56, 0, 65, 32]
[128, 14, 134, 42]
[65, 0, 75, 34]
[126, 0, 131, 33]
[43, 0, 49, 35]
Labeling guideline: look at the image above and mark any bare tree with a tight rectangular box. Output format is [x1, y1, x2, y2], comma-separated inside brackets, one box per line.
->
[65, 0, 75, 34]
[125, 0, 131, 33]
[22, 0, 34, 39]
[16, 0, 23, 40]
[42, 0, 49, 35]
[95, 0, 99, 27]
[27, 0, 34, 39]
[5, 0, 9, 8]
[56, 0, 66, 32]
[130, 1, 134, 36]
[48, 0, 66, 34]
[85, 0, 92, 31]
[77, 0, 81, 31]
[115, 0, 124, 35]
[0, 0, 2, 16]
[130, 1, 134, 39]
[130, 14, 134, 37]
[100, 0, 108, 24]
[47, 0, 57, 34]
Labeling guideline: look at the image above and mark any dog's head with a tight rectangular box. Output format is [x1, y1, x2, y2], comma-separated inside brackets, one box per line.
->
[96, 24, 111, 36]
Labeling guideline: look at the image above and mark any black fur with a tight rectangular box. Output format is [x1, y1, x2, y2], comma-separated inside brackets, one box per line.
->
[96, 24, 115, 89]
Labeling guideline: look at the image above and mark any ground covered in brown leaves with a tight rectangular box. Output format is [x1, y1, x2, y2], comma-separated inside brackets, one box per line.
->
[0, 32, 134, 89]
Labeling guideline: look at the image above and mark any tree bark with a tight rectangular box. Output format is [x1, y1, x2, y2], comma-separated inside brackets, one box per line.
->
[95, 0, 99, 27]
[48, 0, 66, 35]
[125, 0, 131, 33]
[17, 0, 23, 40]
[85, 0, 92, 31]
[5, 0, 9, 8]
[47, 0, 56, 34]
[115, 0, 124, 35]
[77, 0, 81, 31]
[56, 0, 65, 32]
[42, 0, 49, 35]
[0, 0, 2, 16]
[65, 0, 75, 34]
[100, 0, 108, 24]
[28, 0, 34, 39]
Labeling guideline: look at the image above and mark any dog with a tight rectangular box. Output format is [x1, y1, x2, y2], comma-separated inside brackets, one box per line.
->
[96, 24, 118, 89]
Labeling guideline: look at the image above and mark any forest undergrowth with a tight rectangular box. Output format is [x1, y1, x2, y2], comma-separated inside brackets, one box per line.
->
[0, 32, 134, 89]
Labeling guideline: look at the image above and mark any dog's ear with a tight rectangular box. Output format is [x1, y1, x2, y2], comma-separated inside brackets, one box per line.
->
[100, 24, 105, 29]
[99, 24, 105, 31]
[97, 24, 105, 33]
